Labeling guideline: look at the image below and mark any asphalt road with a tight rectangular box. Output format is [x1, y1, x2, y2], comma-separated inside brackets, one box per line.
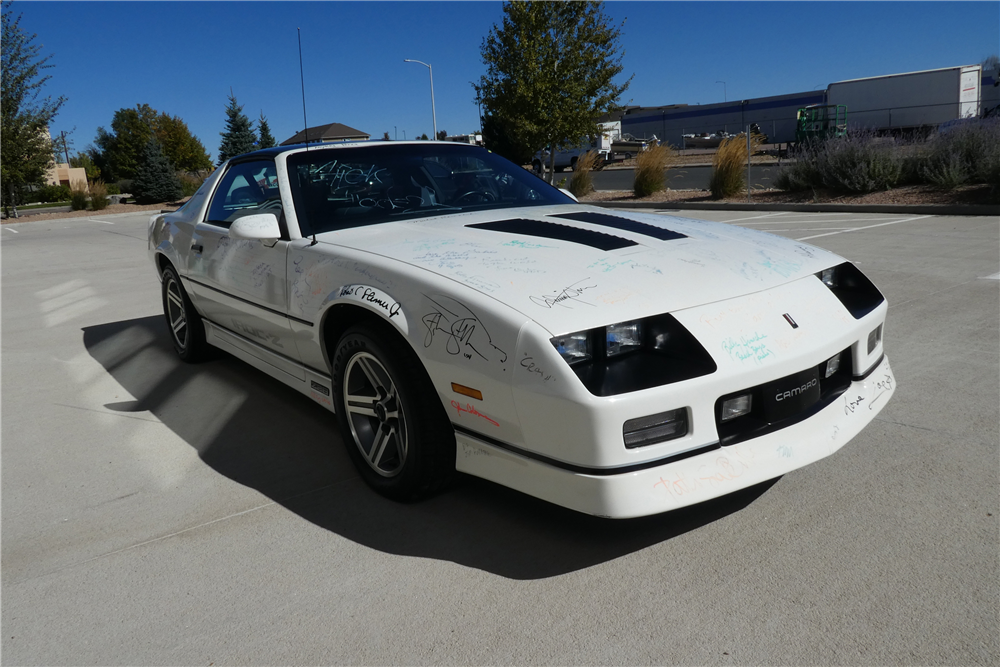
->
[2, 209, 997, 665]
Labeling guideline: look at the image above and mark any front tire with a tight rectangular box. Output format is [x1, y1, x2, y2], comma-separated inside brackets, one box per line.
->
[332, 324, 455, 501]
[161, 264, 208, 362]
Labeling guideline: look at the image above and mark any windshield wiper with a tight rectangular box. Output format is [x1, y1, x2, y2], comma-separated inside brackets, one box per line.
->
[389, 204, 462, 216]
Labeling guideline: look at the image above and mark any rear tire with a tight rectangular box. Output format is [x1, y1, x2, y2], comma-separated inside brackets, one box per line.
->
[332, 324, 455, 501]
[161, 264, 208, 362]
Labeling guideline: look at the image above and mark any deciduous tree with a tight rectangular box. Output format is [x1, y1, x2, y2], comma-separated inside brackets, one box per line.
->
[92, 105, 212, 181]
[92, 103, 157, 182]
[473, 0, 631, 181]
[155, 113, 213, 173]
[69, 152, 101, 181]
[1, 0, 67, 215]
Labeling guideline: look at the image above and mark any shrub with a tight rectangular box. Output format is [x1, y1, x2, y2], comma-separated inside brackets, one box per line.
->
[774, 140, 823, 191]
[568, 150, 600, 197]
[633, 142, 678, 197]
[69, 184, 89, 211]
[89, 181, 109, 210]
[815, 131, 903, 192]
[919, 118, 1000, 190]
[117, 180, 133, 195]
[36, 184, 72, 203]
[776, 131, 905, 193]
[177, 172, 206, 197]
[710, 133, 762, 199]
[106, 183, 121, 195]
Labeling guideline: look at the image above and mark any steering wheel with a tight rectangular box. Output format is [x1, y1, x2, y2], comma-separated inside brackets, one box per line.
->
[454, 191, 497, 204]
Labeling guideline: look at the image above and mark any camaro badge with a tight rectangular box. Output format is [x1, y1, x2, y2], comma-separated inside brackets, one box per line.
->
[783, 313, 799, 329]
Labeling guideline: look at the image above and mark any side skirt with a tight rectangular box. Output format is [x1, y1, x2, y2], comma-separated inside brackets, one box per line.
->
[203, 319, 337, 414]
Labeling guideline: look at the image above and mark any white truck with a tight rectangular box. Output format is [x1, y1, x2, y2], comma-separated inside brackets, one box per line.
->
[532, 135, 611, 173]
[827, 65, 982, 132]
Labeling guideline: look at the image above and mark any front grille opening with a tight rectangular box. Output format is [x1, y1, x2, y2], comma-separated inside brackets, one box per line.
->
[714, 347, 853, 446]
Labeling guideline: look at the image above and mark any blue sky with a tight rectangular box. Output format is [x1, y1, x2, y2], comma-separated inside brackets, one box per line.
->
[13, 1, 1000, 162]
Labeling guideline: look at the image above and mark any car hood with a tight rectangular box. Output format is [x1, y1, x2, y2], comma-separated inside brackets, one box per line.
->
[318, 204, 843, 334]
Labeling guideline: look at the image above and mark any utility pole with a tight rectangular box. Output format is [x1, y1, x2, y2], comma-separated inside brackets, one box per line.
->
[60, 131, 70, 165]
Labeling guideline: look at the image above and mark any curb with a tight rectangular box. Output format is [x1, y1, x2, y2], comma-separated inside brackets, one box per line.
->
[589, 200, 1000, 216]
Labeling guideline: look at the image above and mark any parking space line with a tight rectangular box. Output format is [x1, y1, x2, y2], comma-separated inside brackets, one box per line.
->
[980, 272, 1000, 280]
[796, 215, 930, 241]
[3, 227, 19, 233]
[90, 218, 115, 225]
[760, 227, 854, 232]
[739, 217, 910, 225]
[718, 212, 792, 223]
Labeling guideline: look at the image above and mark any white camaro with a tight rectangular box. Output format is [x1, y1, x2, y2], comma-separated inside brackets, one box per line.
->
[149, 141, 895, 519]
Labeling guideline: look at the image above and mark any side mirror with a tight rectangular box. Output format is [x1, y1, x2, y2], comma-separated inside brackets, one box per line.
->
[559, 188, 579, 203]
[229, 213, 280, 241]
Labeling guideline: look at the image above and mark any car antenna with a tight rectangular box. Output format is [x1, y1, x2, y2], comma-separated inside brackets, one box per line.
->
[298, 28, 309, 153]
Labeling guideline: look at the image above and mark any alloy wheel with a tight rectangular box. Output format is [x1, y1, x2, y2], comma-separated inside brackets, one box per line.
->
[343, 351, 408, 477]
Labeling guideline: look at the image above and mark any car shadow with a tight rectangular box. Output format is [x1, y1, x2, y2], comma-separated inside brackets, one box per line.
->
[83, 316, 778, 580]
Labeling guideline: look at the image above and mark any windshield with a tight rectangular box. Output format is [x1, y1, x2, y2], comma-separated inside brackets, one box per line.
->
[286, 143, 573, 235]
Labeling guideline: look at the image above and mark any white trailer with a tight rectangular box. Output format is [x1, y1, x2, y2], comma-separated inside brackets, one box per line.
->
[827, 65, 981, 132]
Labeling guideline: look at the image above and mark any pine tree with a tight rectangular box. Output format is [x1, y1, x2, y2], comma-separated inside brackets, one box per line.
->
[132, 136, 182, 204]
[217, 92, 257, 165]
[257, 111, 276, 149]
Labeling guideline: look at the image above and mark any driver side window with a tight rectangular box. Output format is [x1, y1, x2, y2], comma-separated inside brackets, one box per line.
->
[206, 160, 281, 228]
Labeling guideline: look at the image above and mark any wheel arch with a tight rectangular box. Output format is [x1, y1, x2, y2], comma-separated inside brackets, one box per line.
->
[319, 302, 420, 376]
[154, 251, 173, 277]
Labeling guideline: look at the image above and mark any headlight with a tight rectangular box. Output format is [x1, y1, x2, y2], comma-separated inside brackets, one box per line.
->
[819, 267, 838, 288]
[816, 262, 885, 319]
[606, 320, 643, 357]
[550, 314, 716, 396]
[552, 330, 591, 365]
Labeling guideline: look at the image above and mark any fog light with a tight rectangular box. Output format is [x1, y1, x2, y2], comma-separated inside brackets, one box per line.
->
[867, 324, 883, 355]
[825, 352, 841, 378]
[623, 408, 688, 448]
[720, 394, 752, 422]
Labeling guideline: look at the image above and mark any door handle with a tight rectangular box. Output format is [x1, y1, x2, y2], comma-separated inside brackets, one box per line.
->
[191, 243, 203, 253]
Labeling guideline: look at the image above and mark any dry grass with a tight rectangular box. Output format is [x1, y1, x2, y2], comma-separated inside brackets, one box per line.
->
[568, 150, 601, 197]
[633, 143, 680, 197]
[710, 133, 764, 199]
[89, 181, 109, 211]
[69, 184, 89, 211]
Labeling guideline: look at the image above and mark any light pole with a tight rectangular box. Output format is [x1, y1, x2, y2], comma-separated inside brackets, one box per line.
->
[716, 81, 727, 102]
[394, 126, 397, 141]
[404, 59, 437, 140]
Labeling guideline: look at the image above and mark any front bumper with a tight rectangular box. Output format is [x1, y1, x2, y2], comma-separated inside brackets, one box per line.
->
[455, 356, 895, 518]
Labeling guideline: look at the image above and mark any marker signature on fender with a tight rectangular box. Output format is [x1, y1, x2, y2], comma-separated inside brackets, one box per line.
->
[520, 354, 554, 383]
[450, 400, 499, 427]
[421, 295, 508, 365]
[339, 285, 401, 317]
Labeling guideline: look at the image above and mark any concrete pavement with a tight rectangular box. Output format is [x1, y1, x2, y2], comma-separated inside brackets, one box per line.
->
[2, 209, 997, 664]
